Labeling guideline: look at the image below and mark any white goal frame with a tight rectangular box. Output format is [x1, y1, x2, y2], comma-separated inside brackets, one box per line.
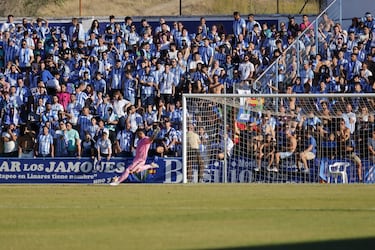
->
[182, 93, 375, 184]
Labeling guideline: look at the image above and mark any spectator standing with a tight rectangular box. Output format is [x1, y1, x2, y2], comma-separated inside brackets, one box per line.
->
[77, 107, 93, 139]
[122, 70, 138, 105]
[17, 125, 35, 158]
[81, 132, 96, 158]
[337, 119, 362, 182]
[112, 91, 131, 129]
[238, 54, 255, 82]
[56, 83, 71, 111]
[66, 93, 82, 127]
[159, 118, 178, 157]
[96, 128, 112, 162]
[65, 122, 81, 157]
[109, 59, 123, 96]
[186, 124, 205, 182]
[104, 106, 119, 143]
[114, 121, 135, 157]
[287, 16, 300, 37]
[1, 123, 18, 157]
[54, 121, 68, 157]
[342, 103, 356, 134]
[68, 17, 85, 48]
[32, 17, 48, 41]
[232, 11, 246, 42]
[16, 39, 34, 73]
[139, 65, 157, 107]
[1, 14, 16, 34]
[35, 125, 54, 157]
[159, 64, 176, 110]
[199, 38, 214, 66]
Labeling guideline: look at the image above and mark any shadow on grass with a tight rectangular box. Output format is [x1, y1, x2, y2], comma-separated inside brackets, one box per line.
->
[200, 237, 375, 250]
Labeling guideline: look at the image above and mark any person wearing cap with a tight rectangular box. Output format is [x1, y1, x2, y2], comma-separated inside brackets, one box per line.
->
[110, 125, 160, 186]
[96, 128, 112, 162]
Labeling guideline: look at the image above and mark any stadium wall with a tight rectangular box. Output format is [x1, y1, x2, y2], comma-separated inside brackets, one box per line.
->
[1, 157, 374, 184]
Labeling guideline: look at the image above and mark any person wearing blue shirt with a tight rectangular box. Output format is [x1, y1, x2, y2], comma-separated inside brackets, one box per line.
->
[199, 38, 214, 66]
[363, 12, 375, 32]
[114, 121, 134, 157]
[292, 76, 304, 93]
[92, 71, 107, 94]
[139, 65, 157, 107]
[36, 125, 54, 157]
[232, 11, 246, 41]
[346, 53, 362, 81]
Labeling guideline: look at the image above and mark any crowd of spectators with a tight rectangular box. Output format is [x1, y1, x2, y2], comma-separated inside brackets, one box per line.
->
[0, 10, 374, 173]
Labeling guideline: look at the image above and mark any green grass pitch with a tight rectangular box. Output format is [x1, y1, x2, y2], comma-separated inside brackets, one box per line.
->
[0, 184, 374, 250]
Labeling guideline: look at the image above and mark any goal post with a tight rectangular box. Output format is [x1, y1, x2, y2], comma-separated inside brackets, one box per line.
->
[182, 93, 375, 184]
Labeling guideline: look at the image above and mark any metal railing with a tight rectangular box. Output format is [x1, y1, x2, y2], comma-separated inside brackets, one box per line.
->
[253, 0, 342, 97]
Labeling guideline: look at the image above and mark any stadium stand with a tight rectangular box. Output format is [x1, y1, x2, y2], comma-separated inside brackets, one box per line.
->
[0, 1, 374, 184]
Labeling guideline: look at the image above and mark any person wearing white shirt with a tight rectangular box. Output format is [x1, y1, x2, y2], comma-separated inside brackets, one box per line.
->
[1, 14, 15, 33]
[342, 103, 356, 135]
[238, 54, 255, 81]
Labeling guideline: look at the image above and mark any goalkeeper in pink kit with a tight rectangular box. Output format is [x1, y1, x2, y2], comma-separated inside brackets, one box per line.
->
[110, 126, 160, 186]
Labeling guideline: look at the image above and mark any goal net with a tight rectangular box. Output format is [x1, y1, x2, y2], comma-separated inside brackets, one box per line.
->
[182, 93, 375, 184]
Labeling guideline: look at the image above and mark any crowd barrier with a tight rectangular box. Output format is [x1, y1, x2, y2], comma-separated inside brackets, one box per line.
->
[0, 156, 374, 184]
